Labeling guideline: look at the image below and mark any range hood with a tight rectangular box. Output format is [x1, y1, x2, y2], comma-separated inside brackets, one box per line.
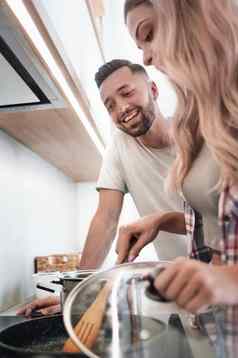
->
[0, 4, 65, 112]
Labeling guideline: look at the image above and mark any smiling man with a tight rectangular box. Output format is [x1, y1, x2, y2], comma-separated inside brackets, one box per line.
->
[99, 63, 156, 138]
[87, 59, 187, 263]
[17, 59, 187, 317]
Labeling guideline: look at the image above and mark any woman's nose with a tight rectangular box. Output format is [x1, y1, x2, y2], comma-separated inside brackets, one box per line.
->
[143, 49, 153, 66]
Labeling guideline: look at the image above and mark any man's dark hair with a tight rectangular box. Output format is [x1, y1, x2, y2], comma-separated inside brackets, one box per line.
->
[124, 0, 153, 23]
[95, 59, 148, 88]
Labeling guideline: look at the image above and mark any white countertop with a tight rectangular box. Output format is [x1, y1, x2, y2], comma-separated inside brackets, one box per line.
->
[0, 295, 36, 315]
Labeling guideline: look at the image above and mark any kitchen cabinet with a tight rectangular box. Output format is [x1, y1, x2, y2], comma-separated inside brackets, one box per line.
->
[0, 1, 104, 182]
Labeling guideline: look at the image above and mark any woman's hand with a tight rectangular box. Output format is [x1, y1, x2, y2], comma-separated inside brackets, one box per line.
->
[116, 212, 163, 264]
[16, 295, 60, 317]
[116, 211, 186, 264]
[154, 257, 238, 313]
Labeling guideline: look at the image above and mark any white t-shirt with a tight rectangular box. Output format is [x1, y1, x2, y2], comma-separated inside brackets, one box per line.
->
[97, 130, 188, 260]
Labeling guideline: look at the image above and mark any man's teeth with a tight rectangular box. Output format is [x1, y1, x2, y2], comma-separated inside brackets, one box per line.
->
[124, 110, 138, 123]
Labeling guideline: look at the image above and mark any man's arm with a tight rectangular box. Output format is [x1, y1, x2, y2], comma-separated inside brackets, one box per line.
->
[17, 189, 123, 317]
[79, 189, 124, 269]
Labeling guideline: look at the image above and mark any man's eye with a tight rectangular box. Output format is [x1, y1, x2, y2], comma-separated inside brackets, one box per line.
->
[107, 104, 114, 112]
[123, 91, 133, 97]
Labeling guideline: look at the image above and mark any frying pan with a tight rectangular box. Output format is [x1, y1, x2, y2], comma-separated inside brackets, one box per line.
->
[0, 315, 86, 357]
[0, 313, 195, 358]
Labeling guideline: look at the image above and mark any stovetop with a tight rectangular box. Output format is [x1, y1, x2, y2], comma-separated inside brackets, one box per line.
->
[0, 314, 216, 358]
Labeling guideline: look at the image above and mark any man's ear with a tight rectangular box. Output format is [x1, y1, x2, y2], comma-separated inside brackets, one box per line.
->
[150, 81, 159, 100]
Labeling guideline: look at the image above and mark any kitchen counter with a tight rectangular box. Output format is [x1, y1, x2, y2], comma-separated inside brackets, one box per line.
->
[0, 296, 36, 316]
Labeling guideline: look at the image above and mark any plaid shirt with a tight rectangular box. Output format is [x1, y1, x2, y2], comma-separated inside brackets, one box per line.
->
[184, 201, 213, 262]
[195, 185, 238, 357]
[184, 184, 238, 263]
[218, 185, 238, 357]
[219, 185, 238, 265]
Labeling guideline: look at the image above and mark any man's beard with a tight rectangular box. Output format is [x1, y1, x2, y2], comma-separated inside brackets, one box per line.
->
[119, 99, 156, 138]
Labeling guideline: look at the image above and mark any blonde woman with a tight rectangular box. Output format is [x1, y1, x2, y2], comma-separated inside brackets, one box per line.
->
[117, 0, 238, 314]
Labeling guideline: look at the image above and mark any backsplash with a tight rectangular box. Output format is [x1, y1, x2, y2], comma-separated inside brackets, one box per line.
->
[0, 130, 78, 312]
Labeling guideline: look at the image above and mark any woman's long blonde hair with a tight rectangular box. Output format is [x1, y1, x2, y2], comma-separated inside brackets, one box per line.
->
[153, 0, 238, 190]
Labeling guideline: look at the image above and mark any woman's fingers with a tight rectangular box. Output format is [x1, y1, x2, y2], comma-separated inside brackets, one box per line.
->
[163, 263, 197, 301]
[116, 226, 136, 264]
[116, 226, 152, 264]
[153, 258, 219, 313]
[128, 234, 152, 262]
[116, 215, 160, 264]
[153, 259, 183, 296]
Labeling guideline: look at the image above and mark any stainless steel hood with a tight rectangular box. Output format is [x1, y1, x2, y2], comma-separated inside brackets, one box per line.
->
[0, 4, 65, 112]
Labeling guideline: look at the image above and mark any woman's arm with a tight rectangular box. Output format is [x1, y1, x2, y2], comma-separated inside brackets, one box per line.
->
[116, 211, 186, 264]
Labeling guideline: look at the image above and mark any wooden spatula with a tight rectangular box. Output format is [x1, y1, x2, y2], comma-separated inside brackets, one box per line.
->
[63, 280, 113, 353]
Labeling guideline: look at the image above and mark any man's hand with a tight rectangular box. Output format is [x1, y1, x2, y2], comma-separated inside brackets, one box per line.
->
[16, 296, 60, 318]
[154, 257, 238, 313]
[116, 213, 161, 264]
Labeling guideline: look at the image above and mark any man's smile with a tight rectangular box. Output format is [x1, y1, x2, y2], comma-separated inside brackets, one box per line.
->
[121, 109, 140, 124]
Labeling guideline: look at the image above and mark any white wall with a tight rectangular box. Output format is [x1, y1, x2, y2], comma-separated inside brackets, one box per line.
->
[0, 132, 157, 312]
[77, 182, 157, 270]
[0, 130, 78, 311]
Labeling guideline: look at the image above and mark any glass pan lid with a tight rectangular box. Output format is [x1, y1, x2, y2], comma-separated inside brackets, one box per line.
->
[63, 261, 171, 358]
